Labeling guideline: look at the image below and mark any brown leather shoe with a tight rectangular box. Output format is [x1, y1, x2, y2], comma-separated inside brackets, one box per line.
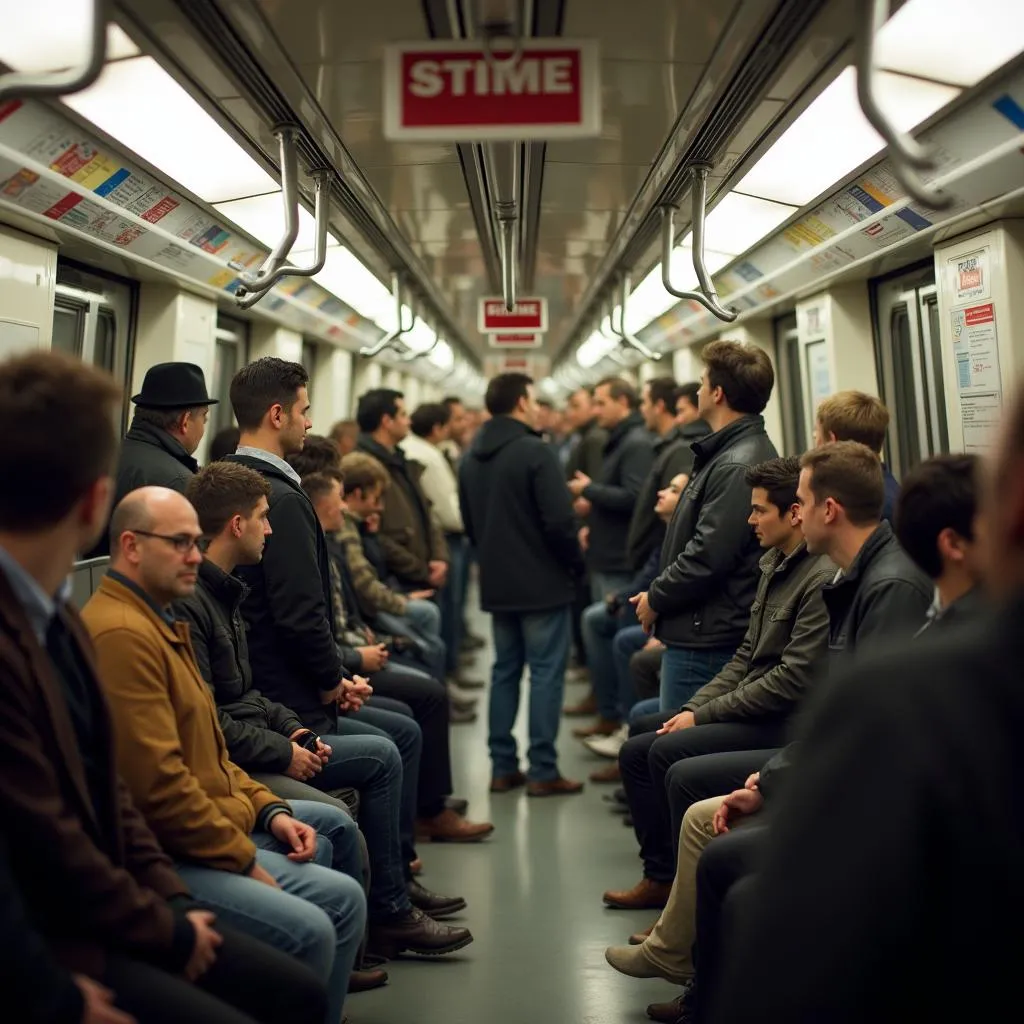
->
[526, 776, 584, 797]
[629, 920, 656, 945]
[490, 770, 527, 793]
[572, 716, 622, 739]
[348, 966, 388, 992]
[367, 907, 473, 958]
[563, 692, 597, 716]
[603, 878, 672, 910]
[647, 990, 694, 1023]
[416, 808, 494, 843]
[589, 762, 622, 783]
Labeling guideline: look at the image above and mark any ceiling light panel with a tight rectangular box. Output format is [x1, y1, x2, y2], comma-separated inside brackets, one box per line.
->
[703, 193, 798, 255]
[312, 247, 396, 325]
[63, 56, 278, 203]
[875, 0, 1024, 87]
[736, 66, 958, 206]
[214, 193, 319, 251]
[428, 339, 454, 369]
[0, 4, 137, 72]
[576, 330, 619, 368]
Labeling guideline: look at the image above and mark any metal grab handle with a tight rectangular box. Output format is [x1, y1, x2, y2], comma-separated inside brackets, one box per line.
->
[235, 169, 333, 309]
[599, 288, 619, 340]
[400, 316, 442, 362]
[0, 0, 108, 102]
[612, 274, 663, 360]
[660, 165, 737, 323]
[499, 216, 518, 311]
[855, 0, 952, 210]
[231, 126, 301, 292]
[360, 273, 415, 357]
[478, 1, 525, 71]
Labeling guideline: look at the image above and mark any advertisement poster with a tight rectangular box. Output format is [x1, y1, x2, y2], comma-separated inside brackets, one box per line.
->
[951, 302, 1001, 393]
[949, 247, 990, 303]
[960, 392, 1002, 454]
[805, 339, 833, 414]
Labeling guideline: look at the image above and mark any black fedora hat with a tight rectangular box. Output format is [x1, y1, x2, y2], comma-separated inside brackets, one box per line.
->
[131, 362, 218, 408]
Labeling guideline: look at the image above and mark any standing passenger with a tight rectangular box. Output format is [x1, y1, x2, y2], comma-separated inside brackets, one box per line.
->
[459, 373, 586, 796]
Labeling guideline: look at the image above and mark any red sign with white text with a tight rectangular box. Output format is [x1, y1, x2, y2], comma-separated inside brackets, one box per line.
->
[488, 331, 542, 348]
[383, 39, 601, 142]
[965, 303, 994, 326]
[478, 297, 548, 334]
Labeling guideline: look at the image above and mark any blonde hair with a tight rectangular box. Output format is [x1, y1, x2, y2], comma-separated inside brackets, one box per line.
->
[816, 391, 890, 455]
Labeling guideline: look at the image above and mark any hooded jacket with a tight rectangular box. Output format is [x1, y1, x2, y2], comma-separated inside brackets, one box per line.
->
[582, 411, 655, 573]
[459, 416, 584, 613]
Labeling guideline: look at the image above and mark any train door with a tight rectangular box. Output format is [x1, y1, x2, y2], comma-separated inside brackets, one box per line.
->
[211, 311, 250, 432]
[872, 263, 950, 480]
[51, 260, 136, 430]
[774, 311, 807, 456]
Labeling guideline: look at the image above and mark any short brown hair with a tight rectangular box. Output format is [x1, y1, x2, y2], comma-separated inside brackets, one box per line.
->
[230, 357, 308, 431]
[800, 441, 884, 526]
[329, 419, 358, 444]
[595, 376, 639, 410]
[0, 352, 121, 529]
[701, 340, 775, 414]
[300, 472, 342, 505]
[816, 391, 890, 454]
[287, 435, 341, 477]
[185, 462, 270, 536]
[339, 451, 389, 494]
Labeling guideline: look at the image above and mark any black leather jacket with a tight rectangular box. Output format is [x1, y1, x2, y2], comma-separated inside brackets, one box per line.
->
[649, 415, 778, 648]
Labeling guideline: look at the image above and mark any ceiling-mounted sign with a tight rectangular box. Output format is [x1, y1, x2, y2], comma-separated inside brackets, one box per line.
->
[478, 296, 548, 333]
[488, 331, 542, 348]
[382, 39, 601, 142]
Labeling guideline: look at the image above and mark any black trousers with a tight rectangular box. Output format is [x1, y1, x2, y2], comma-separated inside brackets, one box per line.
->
[630, 647, 663, 703]
[103, 922, 326, 1024]
[367, 663, 453, 818]
[693, 825, 769, 1021]
[618, 721, 784, 882]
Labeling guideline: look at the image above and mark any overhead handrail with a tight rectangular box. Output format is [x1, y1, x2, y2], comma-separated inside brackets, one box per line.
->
[660, 165, 738, 324]
[612, 273, 663, 360]
[359, 273, 416, 357]
[498, 212, 518, 311]
[400, 314, 442, 362]
[0, 0, 108, 102]
[478, 2, 525, 71]
[235, 168, 333, 309]
[598, 288, 619, 340]
[229, 126, 301, 293]
[854, 0, 952, 210]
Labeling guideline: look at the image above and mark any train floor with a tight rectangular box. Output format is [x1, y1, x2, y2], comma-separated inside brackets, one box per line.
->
[354, 591, 681, 1024]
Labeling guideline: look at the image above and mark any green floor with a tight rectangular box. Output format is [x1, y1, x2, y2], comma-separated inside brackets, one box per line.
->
[351, 602, 681, 1023]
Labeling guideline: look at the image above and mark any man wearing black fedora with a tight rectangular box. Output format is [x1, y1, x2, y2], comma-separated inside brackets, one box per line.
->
[89, 362, 216, 557]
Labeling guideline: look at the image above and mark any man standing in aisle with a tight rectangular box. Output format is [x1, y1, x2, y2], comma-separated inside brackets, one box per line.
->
[460, 373, 586, 796]
[90, 361, 216, 556]
[355, 389, 450, 593]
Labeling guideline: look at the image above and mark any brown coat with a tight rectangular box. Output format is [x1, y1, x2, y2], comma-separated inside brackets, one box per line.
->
[0, 569, 187, 976]
[82, 575, 284, 874]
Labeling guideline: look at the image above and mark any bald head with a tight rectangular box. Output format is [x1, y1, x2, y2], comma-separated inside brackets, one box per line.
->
[109, 486, 203, 605]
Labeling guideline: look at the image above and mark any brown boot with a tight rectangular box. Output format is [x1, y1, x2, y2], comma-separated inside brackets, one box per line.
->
[572, 716, 621, 739]
[348, 966, 388, 992]
[490, 770, 527, 793]
[589, 762, 622, 783]
[367, 908, 473, 959]
[526, 776, 584, 797]
[629, 920, 656, 945]
[408, 857, 423, 876]
[416, 808, 494, 843]
[603, 878, 672, 910]
[563, 691, 597, 716]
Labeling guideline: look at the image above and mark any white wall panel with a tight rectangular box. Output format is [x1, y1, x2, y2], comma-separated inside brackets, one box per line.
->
[0, 223, 56, 356]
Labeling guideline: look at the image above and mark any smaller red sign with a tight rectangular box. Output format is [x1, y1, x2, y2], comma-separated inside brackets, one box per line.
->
[42, 192, 83, 220]
[383, 38, 601, 142]
[478, 297, 548, 334]
[488, 331, 542, 348]
[965, 303, 994, 326]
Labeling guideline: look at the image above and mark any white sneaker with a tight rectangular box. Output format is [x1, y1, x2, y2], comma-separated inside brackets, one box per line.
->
[583, 725, 629, 759]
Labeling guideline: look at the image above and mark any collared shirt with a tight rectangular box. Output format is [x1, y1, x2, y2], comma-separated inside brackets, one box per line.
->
[0, 544, 71, 644]
[235, 445, 301, 487]
[106, 569, 177, 628]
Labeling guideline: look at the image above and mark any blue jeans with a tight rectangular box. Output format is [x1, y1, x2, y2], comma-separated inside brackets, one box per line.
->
[404, 598, 442, 638]
[439, 533, 467, 673]
[376, 609, 447, 682]
[581, 600, 633, 720]
[659, 645, 736, 711]
[489, 607, 571, 782]
[176, 800, 366, 1024]
[316, 733, 409, 920]
[613, 625, 648, 712]
[333, 704, 421, 865]
[629, 696, 661, 723]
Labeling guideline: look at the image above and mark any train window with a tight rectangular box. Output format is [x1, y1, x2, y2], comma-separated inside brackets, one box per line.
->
[871, 264, 949, 479]
[53, 261, 136, 431]
[211, 313, 250, 432]
[774, 313, 807, 455]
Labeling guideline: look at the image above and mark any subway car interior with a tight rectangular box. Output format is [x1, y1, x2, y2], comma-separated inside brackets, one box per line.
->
[1, 0, 1024, 1022]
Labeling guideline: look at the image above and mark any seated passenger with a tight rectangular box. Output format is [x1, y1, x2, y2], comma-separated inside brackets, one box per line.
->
[82, 488, 366, 1024]
[222, 360, 491, 846]
[176, 462, 471, 956]
[893, 453, 984, 628]
[606, 456, 835, 912]
[581, 472, 690, 773]
[0, 352, 326, 1024]
[712, 415, 1022, 1023]
[814, 389, 899, 521]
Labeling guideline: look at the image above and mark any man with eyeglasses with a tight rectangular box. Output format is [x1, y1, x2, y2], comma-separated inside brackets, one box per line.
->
[82, 486, 367, 1024]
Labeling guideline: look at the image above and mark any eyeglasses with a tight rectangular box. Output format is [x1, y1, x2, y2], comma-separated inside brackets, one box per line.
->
[131, 530, 204, 554]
